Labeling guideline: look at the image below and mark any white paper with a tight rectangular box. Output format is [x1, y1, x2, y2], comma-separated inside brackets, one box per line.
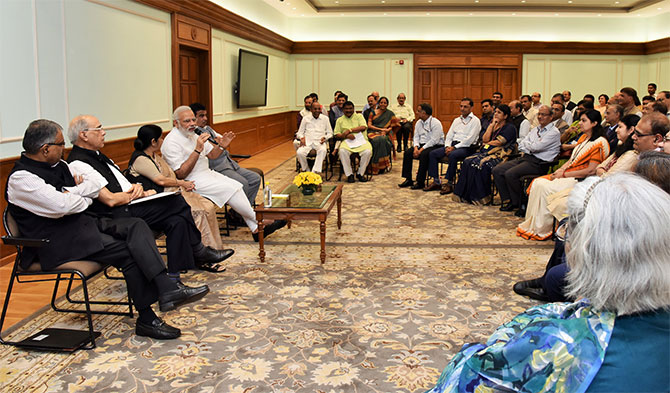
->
[129, 191, 179, 205]
[344, 132, 366, 149]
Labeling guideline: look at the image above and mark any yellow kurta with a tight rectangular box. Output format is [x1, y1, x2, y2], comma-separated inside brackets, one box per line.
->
[333, 113, 372, 153]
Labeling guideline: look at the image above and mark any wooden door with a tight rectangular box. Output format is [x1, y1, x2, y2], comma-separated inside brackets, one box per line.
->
[178, 47, 209, 108]
[417, 69, 435, 111]
[469, 69, 498, 118]
[436, 69, 467, 130]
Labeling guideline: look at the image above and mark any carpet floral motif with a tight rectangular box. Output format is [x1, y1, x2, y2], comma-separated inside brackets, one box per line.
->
[0, 157, 552, 392]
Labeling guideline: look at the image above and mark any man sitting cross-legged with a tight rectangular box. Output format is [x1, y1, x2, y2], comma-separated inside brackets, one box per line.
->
[66, 115, 233, 277]
[334, 100, 372, 183]
[423, 98, 481, 194]
[492, 105, 561, 213]
[161, 107, 286, 242]
[296, 101, 333, 176]
[7, 120, 210, 339]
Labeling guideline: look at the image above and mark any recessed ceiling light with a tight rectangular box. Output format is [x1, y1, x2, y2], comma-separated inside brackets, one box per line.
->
[521, 0, 526, 2]
[657, 7, 662, 9]
[469, 12, 474, 15]
[614, 1, 619, 3]
[427, 12, 431, 15]
[335, 0, 339, 3]
[597, 13, 602, 16]
[384, 12, 387, 15]
[428, 0, 433, 2]
[512, 12, 516, 15]
[381, 0, 385, 3]
[568, 1, 572, 3]
[555, 13, 559, 15]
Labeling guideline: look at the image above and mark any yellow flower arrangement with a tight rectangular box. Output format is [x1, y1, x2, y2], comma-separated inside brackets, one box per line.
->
[293, 171, 323, 187]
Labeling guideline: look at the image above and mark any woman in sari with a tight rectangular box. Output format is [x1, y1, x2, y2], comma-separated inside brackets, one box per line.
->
[453, 104, 517, 205]
[517, 109, 609, 241]
[428, 173, 670, 393]
[127, 124, 226, 271]
[595, 93, 609, 115]
[366, 96, 397, 174]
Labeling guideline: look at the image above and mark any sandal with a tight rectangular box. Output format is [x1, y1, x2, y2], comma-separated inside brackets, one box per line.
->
[196, 261, 227, 273]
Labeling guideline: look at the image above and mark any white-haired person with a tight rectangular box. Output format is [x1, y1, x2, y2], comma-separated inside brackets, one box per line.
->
[161, 106, 286, 242]
[428, 173, 670, 393]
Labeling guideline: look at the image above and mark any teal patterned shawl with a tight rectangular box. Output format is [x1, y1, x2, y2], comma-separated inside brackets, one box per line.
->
[426, 300, 616, 393]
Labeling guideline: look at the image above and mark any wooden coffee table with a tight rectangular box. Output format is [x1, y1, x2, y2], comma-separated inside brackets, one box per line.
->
[254, 184, 343, 264]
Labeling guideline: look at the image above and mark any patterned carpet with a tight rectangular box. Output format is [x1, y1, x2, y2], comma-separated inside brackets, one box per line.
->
[0, 156, 554, 392]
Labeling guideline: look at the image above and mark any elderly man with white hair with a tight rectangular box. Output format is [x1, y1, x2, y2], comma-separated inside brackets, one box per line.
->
[161, 106, 286, 241]
[428, 172, 670, 393]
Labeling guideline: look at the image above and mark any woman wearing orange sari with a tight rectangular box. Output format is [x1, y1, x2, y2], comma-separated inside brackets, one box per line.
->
[517, 110, 609, 241]
[366, 96, 399, 174]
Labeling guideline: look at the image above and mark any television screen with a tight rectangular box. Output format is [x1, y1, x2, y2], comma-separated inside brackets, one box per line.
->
[237, 49, 268, 108]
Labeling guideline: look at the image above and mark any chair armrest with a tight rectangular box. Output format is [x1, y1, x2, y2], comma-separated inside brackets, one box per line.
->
[230, 154, 251, 159]
[2, 236, 49, 248]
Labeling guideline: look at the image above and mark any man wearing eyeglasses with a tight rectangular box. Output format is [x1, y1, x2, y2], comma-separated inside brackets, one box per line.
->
[7, 119, 211, 339]
[66, 115, 234, 277]
[492, 106, 561, 213]
[633, 113, 670, 153]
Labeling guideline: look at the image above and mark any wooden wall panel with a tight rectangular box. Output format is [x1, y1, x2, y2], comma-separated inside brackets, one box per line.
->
[0, 111, 298, 263]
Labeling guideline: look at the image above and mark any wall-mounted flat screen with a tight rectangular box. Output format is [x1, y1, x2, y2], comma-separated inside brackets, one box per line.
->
[236, 49, 268, 108]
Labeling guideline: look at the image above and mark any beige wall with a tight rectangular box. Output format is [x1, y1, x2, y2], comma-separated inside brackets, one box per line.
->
[522, 53, 670, 104]
[0, 0, 172, 158]
[289, 54, 414, 111]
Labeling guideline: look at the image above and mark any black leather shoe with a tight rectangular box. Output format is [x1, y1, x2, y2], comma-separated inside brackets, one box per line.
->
[398, 179, 413, 188]
[396, 146, 402, 153]
[500, 202, 517, 212]
[347, 174, 355, 183]
[356, 174, 367, 183]
[194, 246, 235, 265]
[136, 317, 181, 339]
[515, 206, 527, 218]
[410, 183, 425, 190]
[252, 219, 288, 242]
[159, 282, 210, 312]
[513, 279, 549, 301]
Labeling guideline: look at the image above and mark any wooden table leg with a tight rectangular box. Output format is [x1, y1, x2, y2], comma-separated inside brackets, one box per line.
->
[320, 218, 326, 264]
[257, 215, 265, 263]
[337, 194, 342, 230]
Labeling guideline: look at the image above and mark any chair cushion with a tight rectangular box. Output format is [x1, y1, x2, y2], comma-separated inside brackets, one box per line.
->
[19, 261, 105, 277]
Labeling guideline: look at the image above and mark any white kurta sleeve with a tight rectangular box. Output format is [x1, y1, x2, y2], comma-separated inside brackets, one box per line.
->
[7, 170, 93, 218]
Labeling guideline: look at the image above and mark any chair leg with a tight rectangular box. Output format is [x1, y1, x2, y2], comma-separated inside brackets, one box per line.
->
[77, 272, 98, 349]
[0, 263, 19, 345]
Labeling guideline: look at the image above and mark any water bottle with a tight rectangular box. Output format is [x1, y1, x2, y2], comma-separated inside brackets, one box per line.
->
[264, 183, 272, 207]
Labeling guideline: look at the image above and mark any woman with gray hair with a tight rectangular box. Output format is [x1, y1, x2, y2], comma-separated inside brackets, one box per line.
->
[427, 173, 669, 393]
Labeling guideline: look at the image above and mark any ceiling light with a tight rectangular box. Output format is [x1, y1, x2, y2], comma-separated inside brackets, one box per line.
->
[427, 12, 431, 15]
[384, 12, 387, 15]
[657, 7, 662, 9]
[292, 7, 296, 10]
[381, 0, 385, 3]
[428, 0, 433, 2]
[469, 12, 474, 15]
[597, 13, 602, 16]
[512, 12, 516, 15]
[521, 0, 526, 2]
[335, 0, 339, 3]
[567, 1, 572, 3]
[614, 1, 619, 3]
[301, 14, 304, 16]
[555, 13, 559, 15]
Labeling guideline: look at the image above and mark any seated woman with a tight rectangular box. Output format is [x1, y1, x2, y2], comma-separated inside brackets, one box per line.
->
[517, 109, 609, 241]
[366, 96, 397, 174]
[544, 114, 640, 221]
[127, 124, 226, 272]
[595, 93, 609, 116]
[558, 100, 594, 163]
[453, 104, 517, 205]
[428, 173, 670, 393]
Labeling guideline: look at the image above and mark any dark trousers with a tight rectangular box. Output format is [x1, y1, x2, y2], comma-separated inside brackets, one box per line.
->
[401, 144, 444, 186]
[428, 146, 474, 183]
[86, 217, 165, 310]
[396, 122, 412, 150]
[492, 155, 548, 206]
[128, 194, 202, 273]
[539, 236, 569, 302]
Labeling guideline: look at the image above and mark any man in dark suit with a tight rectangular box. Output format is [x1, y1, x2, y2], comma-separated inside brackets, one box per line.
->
[562, 90, 577, 111]
[6, 120, 211, 339]
[65, 115, 233, 277]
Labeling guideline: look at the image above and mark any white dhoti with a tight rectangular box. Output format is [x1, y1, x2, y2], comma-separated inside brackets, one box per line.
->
[297, 143, 327, 172]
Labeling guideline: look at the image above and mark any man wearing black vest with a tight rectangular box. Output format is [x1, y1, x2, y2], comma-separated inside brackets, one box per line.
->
[65, 115, 232, 277]
[6, 120, 211, 339]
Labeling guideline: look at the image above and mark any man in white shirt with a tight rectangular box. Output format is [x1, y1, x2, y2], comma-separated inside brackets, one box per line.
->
[520, 95, 539, 128]
[391, 92, 415, 153]
[161, 106, 285, 242]
[296, 101, 333, 174]
[552, 93, 573, 124]
[398, 103, 445, 190]
[531, 92, 542, 109]
[492, 106, 561, 213]
[423, 98, 480, 193]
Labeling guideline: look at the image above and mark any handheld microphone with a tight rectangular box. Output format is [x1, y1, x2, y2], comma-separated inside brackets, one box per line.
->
[194, 126, 219, 145]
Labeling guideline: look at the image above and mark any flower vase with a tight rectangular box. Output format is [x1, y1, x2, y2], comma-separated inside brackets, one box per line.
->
[300, 184, 317, 195]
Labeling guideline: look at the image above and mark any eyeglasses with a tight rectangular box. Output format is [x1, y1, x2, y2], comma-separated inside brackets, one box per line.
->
[664, 135, 670, 142]
[633, 129, 655, 138]
[83, 126, 104, 132]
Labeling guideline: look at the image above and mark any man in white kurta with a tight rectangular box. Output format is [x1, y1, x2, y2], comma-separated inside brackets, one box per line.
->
[161, 106, 286, 241]
[296, 101, 333, 174]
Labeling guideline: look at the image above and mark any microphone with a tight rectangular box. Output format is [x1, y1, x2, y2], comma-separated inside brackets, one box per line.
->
[194, 126, 219, 145]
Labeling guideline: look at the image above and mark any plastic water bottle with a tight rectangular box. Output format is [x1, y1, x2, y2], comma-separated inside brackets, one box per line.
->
[264, 183, 272, 207]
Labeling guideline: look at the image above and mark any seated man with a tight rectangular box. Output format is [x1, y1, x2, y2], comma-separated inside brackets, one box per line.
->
[334, 100, 372, 183]
[329, 93, 347, 129]
[423, 98, 480, 193]
[161, 107, 286, 241]
[296, 101, 333, 175]
[509, 100, 531, 142]
[66, 115, 233, 277]
[520, 94, 539, 128]
[550, 102, 570, 133]
[398, 103, 444, 189]
[492, 105, 561, 212]
[189, 102, 262, 205]
[391, 92, 415, 153]
[7, 119, 209, 339]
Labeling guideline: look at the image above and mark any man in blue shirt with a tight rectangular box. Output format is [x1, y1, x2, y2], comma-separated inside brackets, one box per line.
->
[398, 103, 444, 189]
